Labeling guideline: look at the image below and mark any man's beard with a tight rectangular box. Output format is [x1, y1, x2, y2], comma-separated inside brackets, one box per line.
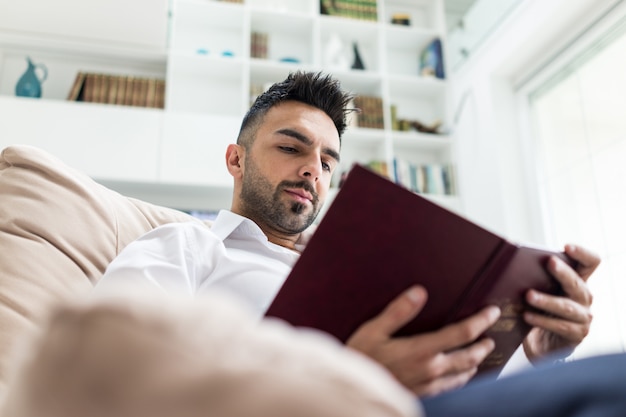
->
[240, 158, 321, 234]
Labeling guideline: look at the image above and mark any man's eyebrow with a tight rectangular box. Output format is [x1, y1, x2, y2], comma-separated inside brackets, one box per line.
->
[276, 128, 341, 163]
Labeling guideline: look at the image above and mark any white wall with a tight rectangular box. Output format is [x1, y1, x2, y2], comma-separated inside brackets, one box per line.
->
[449, 0, 621, 242]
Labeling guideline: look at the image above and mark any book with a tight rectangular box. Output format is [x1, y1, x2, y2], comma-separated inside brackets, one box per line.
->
[66, 72, 86, 101]
[419, 38, 445, 79]
[83, 73, 96, 103]
[265, 164, 576, 377]
[66, 72, 165, 108]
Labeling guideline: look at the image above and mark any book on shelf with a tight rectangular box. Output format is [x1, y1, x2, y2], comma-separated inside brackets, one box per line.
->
[266, 164, 576, 378]
[353, 95, 384, 129]
[320, 0, 378, 22]
[420, 38, 445, 80]
[66, 72, 166, 109]
[365, 160, 390, 180]
[250, 32, 268, 59]
[66, 72, 86, 101]
[392, 159, 456, 196]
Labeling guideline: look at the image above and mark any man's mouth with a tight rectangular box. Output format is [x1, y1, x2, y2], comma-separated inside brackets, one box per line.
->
[284, 188, 313, 204]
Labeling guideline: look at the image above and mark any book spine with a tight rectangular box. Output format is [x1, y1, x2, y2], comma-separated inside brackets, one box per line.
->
[106, 75, 118, 104]
[83, 73, 95, 103]
[116, 76, 127, 105]
[66, 72, 86, 101]
[145, 78, 157, 108]
[155, 79, 166, 109]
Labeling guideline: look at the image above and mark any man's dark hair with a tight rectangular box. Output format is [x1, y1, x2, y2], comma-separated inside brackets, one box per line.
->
[237, 71, 354, 148]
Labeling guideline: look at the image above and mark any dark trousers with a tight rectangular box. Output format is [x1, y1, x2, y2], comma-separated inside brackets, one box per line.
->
[421, 353, 626, 417]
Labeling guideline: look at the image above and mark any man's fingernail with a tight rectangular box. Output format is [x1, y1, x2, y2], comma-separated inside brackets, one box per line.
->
[489, 306, 501, 321]
[406, 287, 423, 303]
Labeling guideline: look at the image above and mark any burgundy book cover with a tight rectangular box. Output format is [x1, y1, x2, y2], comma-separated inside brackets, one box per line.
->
[265, 164, 576, 376]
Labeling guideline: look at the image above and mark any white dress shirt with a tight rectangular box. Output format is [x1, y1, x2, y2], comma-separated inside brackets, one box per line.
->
[95, 210, 302, 318]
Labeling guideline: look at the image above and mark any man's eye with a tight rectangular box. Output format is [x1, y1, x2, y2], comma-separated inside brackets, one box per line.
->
[322, 161, 331, 172]
[279, 146, 297, 153]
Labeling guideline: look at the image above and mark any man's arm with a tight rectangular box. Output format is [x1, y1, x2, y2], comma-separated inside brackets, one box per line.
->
[346, 285, 501, 397]
[523, 244, 599, 362]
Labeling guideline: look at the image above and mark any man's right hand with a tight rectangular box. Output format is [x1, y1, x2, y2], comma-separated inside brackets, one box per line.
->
[346, 285, 501, 397]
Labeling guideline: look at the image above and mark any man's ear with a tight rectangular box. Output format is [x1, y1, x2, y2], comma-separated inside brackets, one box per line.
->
[225, 144, 245, 179]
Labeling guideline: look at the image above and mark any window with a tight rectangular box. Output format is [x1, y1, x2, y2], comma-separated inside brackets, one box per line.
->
[524, 11, 626, 357]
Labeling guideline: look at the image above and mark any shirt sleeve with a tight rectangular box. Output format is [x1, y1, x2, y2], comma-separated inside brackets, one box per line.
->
[94, 222, 221, 297]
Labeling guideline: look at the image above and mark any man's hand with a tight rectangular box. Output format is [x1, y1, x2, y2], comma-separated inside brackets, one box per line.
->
[346, 285, 501, 397]
[523, 244, 599, 362]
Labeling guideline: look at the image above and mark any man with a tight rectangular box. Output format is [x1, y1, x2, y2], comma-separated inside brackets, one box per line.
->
[96, 71, 600, 400]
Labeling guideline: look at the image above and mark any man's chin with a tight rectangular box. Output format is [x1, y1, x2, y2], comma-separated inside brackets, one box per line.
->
[284, 208, 317, 232]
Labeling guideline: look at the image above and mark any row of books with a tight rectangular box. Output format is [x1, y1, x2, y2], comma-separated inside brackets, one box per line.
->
[321, 0, 378, 21]
[250, 32, 269, 59]
[353, 95, 384, 129]
[67, 72, 166, 109]
[366, 160, 455, 196]
[393, 159, 455, 196]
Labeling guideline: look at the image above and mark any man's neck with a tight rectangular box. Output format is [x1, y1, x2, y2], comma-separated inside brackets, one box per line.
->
[230, 208, 302, 251]
[262, 228, 301, 252]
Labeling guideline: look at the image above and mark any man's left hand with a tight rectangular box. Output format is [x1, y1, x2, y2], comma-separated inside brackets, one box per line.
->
[523, 244, 599, 362]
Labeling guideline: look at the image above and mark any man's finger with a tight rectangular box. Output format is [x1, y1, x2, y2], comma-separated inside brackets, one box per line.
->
[547, 256, 593, 306]
[427, 306, 501, 352]
[564, 244, 600, 281]
[358, 285, 428, 338]
[406, 338, 495, 397]
[524, 311, 590, 343]
[526, 290, 592, 323]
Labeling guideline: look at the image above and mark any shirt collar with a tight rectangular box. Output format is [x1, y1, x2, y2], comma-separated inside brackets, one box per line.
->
[210, 210, 265, 242]
[211, 210, 307, 256]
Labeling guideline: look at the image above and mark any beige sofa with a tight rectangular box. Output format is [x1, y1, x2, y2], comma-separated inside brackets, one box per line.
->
[0, 145, 420, 417]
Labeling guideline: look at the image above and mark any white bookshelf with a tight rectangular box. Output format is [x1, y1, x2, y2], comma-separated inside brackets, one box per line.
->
[0, 0, 458, 212]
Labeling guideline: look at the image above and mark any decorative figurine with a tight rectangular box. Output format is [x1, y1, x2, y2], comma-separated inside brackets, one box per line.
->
[15, 57, 48, 98]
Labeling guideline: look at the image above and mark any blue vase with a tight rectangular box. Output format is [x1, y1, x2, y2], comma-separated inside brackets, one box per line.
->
[15, 57, 48, 98]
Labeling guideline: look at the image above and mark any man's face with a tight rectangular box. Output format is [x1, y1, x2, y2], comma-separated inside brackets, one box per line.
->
[239, 101, 341, 234]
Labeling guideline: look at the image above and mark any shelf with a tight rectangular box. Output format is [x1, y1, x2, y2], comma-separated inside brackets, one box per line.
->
[331, 69, 384, 95]
[388, 74, 445, 98]
[250, 59, 313, 79]
[424, 193, 461, 214]
[319, 15, 381, 72]
[344, 127, 387, 144]
[0, 31, 168, 65]
[384, 24, 440, 77]
[165, 53, 245, 115]
[0, 96, 163, 182]
[170, 0, 245, 56]
[250, 10, 314, 65]
[98, 179, 234, 212]
[0, 31, 168, 100]
[0, 0, 169, 53]
[159, 112, 241, 187]
[246, 0, 316, 15]
[391, 130, 451, 150]
[388, 75, 447, 129]
[0, 0, 454, 212]
[382, 0, 441, 31]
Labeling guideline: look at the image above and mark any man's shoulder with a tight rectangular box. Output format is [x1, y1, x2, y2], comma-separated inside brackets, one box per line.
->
[157, 220, 213, 233]
[143, 221, 216, 245]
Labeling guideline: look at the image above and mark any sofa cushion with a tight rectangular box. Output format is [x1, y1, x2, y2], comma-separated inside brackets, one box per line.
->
[3, 292, 421, 417]
[0, 144, 204, 395]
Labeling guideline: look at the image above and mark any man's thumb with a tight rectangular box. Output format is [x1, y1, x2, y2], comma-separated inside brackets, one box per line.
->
[363, 285, 428, 338]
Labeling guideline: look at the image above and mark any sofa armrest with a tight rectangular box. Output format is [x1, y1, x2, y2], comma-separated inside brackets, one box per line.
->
[0, 144, 206, 395]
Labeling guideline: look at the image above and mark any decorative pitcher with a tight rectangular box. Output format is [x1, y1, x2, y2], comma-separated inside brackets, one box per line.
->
[15, 57, 48, 98]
